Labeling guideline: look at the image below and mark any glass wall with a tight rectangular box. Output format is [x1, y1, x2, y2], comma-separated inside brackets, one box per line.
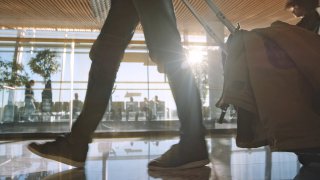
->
[0, 28, 236, 134]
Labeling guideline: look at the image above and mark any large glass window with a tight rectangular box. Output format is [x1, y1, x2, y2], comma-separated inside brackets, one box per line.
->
[0, 29, 235, 135]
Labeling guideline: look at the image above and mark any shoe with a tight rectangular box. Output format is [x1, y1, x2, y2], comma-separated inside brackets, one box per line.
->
[28, 136, 88, 168]
[148, 166, 211, 180]
[148, 143, 210, 170]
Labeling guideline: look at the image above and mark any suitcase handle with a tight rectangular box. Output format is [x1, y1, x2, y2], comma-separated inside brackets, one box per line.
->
[181, 0, 240, 54]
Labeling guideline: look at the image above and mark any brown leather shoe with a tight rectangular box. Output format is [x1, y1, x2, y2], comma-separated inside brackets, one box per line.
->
[148, 143, 210, 170]
[28, 136, 88, 168]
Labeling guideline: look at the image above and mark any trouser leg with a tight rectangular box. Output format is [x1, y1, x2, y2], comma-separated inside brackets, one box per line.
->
[133, 0, 205, 140]
[166, 63, 205, 139]
[69, 0, 139, 143]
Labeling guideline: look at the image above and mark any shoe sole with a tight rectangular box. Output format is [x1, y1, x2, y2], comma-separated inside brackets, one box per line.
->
[148, 159, 210, 170]
[28, 144, 85, 168]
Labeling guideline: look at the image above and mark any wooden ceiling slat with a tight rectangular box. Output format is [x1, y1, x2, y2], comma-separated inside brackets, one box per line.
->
[77, 0, 95, 20]
[35, 0, 63, 18]
[2, 0, 33, 17]
[0, 0, 298, 33]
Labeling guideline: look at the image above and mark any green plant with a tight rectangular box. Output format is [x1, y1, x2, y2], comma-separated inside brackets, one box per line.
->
[28, 49, 60, 81]
[0, 57, 29, 87]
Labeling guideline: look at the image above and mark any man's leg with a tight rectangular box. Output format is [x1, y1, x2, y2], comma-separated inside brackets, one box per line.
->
[28, 0, 140, 167]
[133, 0, 209, 170]
[70, 0, 140, 143]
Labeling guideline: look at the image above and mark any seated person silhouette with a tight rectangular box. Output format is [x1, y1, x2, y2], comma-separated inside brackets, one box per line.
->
[154, 95, 165, 120]
[72, 93, 83, 119]
[141, 97, 153, 121]
[125, 97, 138, 121]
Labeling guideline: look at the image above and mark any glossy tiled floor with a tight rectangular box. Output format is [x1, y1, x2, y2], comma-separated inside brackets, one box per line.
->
[0, 136, 319, 180]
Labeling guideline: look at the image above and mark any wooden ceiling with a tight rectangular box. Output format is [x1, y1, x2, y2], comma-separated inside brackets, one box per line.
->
[0, 0, 298, 35]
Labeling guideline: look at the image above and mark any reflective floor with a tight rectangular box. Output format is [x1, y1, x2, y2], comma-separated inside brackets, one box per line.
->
[0, 136, 319, 180]
[0, 120, 236, 134]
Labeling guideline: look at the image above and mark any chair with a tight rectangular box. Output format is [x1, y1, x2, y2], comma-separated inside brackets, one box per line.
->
[111, 102, 124, 121]
[155, 101, 165, 120]
[52, 102, 63, 120]
[53, 102, 63, 113]
[139, 101, 153, 121]
[63, 102, 70, 114]
[125, 101, 139, 121]
[72, 100, 83, 119]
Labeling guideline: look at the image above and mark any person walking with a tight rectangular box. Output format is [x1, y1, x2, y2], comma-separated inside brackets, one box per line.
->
[28, 0, 209, 170]
[286, 0, 320, 34]
[285, 0, 320, 166]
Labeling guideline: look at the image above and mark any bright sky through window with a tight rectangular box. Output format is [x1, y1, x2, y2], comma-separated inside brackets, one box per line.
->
[187, 48, 205, 65]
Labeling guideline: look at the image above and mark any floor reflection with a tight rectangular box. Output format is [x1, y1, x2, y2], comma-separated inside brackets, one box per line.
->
[0, 136, 315, 180]
[43, 168, 86, 180]
[148, 166, 211, 180]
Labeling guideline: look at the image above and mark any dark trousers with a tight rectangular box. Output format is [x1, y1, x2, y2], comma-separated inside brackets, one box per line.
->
[70, 0, 205, 143]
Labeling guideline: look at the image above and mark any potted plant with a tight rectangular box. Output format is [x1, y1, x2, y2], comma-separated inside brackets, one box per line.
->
[0, 57, 29, 122]
[28, 49, 60, 83]
[28, 49, 60, 116]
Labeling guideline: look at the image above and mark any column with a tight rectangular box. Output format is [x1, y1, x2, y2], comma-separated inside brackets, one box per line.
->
[206, 21, 225, 122]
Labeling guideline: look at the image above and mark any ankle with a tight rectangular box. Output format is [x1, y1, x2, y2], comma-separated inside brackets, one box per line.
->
[67, 133, 92, 145]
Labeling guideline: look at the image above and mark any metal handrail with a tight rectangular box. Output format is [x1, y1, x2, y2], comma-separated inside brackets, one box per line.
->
[181, 0, 239, 54]
[204, 0, 237, 33]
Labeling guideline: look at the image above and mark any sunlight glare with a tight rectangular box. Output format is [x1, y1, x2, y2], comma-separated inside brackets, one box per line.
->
[187, 48, 205, 65]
